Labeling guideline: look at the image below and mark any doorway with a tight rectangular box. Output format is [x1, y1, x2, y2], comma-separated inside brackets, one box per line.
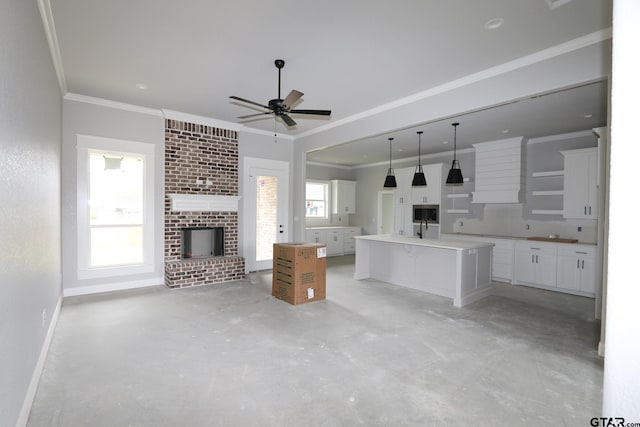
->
[243, 157, 290, 272]
[377, 190, 394, 235]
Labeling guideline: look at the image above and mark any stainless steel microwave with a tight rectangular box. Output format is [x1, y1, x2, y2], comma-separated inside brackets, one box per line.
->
[413, 204, 439, 224]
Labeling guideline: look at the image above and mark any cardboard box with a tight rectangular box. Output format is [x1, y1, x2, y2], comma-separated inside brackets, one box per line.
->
[272, 242, 327, 305]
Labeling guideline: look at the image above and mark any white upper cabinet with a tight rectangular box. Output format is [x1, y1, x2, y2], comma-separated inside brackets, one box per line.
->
[411, 163, 443, 205]
[331, 180, 357, 214]
[561, 148, 598, 219]
[392, 167, 414, 206]
[472, 137, 525, 203]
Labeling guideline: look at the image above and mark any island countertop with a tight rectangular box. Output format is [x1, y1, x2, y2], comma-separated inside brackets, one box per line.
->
[354, 234, 494, 251]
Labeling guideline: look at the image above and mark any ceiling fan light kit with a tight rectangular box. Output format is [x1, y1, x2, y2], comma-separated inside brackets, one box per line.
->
[446, 122, 464, 185]
[383, 137, 398, 188]
[412, 131, 427, 187]
[230, 59, 331, 127]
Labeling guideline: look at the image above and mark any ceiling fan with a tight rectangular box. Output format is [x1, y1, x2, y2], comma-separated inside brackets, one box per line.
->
[229, 59, 331, 127]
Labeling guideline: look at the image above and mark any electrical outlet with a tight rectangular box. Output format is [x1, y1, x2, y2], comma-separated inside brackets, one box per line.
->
[525, 224, 530, 230]
[41, 309, 47, 327]
[578, 226, 583, 232]
[459, 221, 464, 227]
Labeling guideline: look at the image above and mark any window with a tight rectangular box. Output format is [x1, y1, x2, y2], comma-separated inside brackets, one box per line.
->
[305, 181, 329, 218]
[77, 135, 154, 279]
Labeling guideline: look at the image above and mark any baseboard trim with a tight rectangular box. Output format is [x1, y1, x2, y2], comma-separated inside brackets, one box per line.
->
[63, 277, 164, 297]
[16, 294, 62, 427]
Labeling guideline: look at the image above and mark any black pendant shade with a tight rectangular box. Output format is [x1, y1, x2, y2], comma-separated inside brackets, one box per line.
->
[412, 131, 427, 187]
[446, 122, 464, 185]
[383, 137, 397, 188]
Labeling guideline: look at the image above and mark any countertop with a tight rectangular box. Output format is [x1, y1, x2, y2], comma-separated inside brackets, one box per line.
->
[306, 226, 361, 230]
[354, 234, 494, 251]
[441, 232, 596, 246]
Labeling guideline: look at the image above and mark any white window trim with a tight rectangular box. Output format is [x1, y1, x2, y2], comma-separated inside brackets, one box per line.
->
[76, 134, 155, 280]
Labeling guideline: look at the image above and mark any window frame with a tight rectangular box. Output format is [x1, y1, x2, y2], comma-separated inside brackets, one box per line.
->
[305, 180, 330, 219]
[76, 134, 155, 279]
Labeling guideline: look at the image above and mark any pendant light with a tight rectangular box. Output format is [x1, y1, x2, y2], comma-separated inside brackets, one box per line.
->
[411, 131, 427, 186]
[446, 122, 464, 185]
[383, 137, 397, 188]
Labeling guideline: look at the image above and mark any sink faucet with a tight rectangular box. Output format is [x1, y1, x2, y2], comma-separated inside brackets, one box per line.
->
[416, 218, 429, 239]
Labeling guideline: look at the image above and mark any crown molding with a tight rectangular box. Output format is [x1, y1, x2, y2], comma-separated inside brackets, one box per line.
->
[162, 109, 241, 130]
[350, 147, 475, 169]
[37, 0, 66, 94]
[162, 110, 295, 140]
[527, 129, 594, 144]
[65, 93, 163, 116]
[306, 161, 354, 170]
[295, 28, 612, 140]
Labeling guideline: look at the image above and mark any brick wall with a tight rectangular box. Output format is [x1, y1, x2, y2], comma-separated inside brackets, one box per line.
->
[164, 119, 245, 288]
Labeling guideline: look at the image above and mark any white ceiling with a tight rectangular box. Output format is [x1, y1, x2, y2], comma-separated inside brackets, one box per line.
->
[48, 0, 611, 163]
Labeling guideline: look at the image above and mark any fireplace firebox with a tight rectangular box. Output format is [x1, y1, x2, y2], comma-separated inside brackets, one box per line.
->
[181, 227, 224, 259]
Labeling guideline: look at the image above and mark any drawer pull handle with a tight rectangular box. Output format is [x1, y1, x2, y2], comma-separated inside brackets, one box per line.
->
[577, 260, 580, 269]
[576, 251, 588, 254]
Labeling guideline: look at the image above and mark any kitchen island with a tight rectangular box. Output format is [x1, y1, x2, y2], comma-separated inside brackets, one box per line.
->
[354, 235, 494, 307]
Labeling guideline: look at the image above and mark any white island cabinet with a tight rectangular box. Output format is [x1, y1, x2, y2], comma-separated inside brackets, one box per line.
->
[354, 235, 493, 307]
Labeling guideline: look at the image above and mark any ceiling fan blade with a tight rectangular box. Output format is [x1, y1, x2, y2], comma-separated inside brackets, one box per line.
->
[289, 109, 332, 116]
[282, 90, 303, 109]
[238, 112, 273, 119]
[281, 114, 297, 127]
[229, 96, 269, 109]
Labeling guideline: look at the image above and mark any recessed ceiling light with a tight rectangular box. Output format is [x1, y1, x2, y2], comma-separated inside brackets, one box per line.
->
[135, 83, 148, 90]
[397, 148, 404, 153]
[545, 0, 573, 10]
[484, 18, 504, 30]
[584, 114, 593, 119]
[442, 140, 450, 145]
[502, 129, 510, 134]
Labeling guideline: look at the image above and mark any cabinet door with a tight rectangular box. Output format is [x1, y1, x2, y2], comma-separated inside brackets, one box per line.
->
[563, 149, 598, 219]
[580, 257, 597, 293]
[556, 255, 581, 291]
[343, 228, 360, 253]
[394, 167, 414, 206]
[326, 230, 344, 255]
[411, 186, 429, 205]
[306, 230, 326, 244]
[534, 252, 557, 287]
[424, 164, 442, 203]
[332, 180, 356, 214]
[585, 152, 598, 218]
[514, 250, 536, 283]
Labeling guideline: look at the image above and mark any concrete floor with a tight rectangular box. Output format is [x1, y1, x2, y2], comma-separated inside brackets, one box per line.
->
[28, 256, 603, 426]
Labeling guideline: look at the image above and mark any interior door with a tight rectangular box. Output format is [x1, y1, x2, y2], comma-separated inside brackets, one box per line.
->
[244, 158, 289, 272]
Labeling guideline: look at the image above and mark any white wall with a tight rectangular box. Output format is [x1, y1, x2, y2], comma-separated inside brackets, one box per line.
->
[0, 1, 62, 425]
[61, 99, 165, 295]
[602, 0, 640, 418]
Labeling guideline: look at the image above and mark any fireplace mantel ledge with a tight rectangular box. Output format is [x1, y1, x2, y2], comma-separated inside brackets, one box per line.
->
[168, 194, 241, 212]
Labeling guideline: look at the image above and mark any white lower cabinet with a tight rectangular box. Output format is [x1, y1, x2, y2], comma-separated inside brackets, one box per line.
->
[325, 230, 344, 255]
[305, 229, 326, 245]
[514, 242, 557, 288]
[556, 245, 597, 294]
[305, 227, 361, 256]
[441, 234, 515, 283]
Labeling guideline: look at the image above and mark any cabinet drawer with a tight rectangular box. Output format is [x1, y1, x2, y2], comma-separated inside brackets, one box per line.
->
[557, 245, 596, 258]
[515, 241, 557, 255]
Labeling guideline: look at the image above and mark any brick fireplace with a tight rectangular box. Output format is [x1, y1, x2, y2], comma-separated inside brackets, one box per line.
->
[164, 119, 245, 288]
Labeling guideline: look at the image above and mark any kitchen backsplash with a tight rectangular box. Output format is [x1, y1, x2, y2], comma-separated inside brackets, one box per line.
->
[449, 204, 597, 243]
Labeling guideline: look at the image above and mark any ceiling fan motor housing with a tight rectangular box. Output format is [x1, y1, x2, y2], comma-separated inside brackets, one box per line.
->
[268, 98, 285, 116]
